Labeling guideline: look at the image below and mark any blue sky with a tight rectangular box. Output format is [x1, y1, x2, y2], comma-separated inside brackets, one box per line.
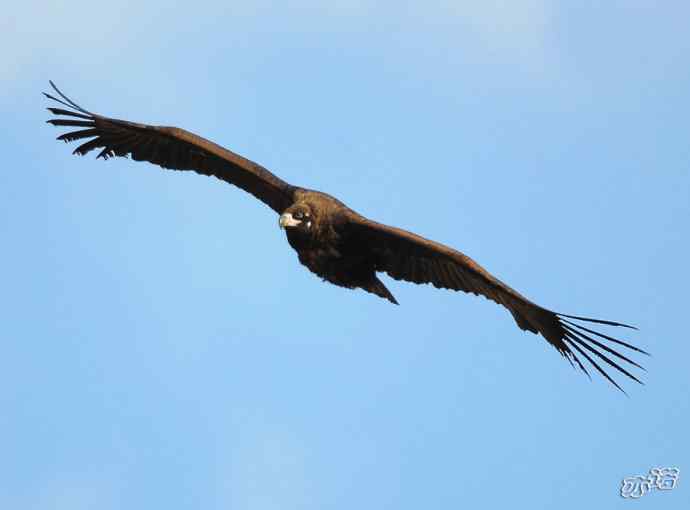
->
[2, 1, 689, 508]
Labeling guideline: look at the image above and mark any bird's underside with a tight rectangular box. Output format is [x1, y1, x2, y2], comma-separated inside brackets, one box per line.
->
[45, 81, 649, 392]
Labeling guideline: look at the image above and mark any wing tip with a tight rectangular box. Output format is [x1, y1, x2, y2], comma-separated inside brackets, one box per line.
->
[43, 81, 93, 115]
[553, 311, 647, 393]
[557, 312, 638, 331]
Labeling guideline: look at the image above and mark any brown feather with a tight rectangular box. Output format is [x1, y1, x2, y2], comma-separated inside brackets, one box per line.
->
[45, 82, 296, 213]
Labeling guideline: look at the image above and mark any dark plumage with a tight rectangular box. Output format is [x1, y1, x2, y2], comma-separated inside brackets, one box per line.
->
[45, 81, 649, 392]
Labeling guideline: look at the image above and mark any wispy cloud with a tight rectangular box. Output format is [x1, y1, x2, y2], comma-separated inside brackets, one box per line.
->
[5, 0, 555, 86]
[441, 1, 552, 56]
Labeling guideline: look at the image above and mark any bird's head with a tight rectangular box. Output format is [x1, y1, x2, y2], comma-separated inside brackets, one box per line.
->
[279, 204, 314, 233]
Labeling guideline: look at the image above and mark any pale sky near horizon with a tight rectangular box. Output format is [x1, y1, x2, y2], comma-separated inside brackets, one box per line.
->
[2, 2, 689, 509]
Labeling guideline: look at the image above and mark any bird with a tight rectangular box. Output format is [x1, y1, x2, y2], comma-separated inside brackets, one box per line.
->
[44, 81, 648, 392]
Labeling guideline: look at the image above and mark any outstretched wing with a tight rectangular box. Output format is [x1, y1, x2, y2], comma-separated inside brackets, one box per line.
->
[45, 81, 296, 214]
[346, 213, 649, 392]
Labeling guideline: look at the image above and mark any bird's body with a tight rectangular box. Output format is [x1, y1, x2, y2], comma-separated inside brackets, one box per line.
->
[281, 189, 398, 303]
[44, 81, 649, 391]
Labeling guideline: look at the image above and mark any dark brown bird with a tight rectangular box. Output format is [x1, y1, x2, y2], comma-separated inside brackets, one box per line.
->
[45, 81, 648, 392]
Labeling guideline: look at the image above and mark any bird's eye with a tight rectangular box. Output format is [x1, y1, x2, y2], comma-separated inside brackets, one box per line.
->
[293, 211, 303, 220]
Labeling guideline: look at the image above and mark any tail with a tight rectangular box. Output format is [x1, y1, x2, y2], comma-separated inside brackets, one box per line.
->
[363, 276, 399, 305]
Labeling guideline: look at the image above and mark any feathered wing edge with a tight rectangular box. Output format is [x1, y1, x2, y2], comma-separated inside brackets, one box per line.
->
[549, 312, 649, 394]
[44, 80, 94, 116]
[43, 80, 139, 160]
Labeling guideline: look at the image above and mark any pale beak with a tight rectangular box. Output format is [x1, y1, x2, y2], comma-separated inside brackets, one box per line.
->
[279, 213, 301, 229]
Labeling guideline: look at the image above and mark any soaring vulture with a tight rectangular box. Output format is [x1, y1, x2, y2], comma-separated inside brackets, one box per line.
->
[45, 81, 648, 392]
